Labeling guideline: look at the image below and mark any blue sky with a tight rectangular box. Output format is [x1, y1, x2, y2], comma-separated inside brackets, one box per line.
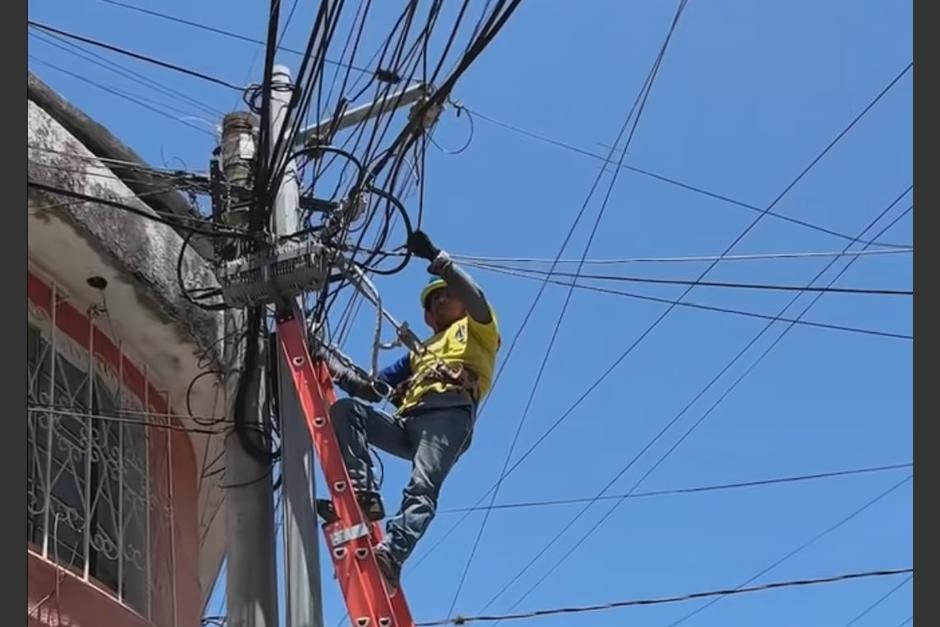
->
[28, 1, 912, 626]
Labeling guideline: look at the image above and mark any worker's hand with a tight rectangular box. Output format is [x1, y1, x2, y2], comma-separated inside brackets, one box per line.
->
[335, 369, 382, 403]
[309, 339, 383, 403]
[406, 230, 441, 261]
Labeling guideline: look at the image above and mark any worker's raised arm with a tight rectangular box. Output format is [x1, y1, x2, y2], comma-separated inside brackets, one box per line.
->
[429, 251, 491, 324]
[406, 230, 492, 324]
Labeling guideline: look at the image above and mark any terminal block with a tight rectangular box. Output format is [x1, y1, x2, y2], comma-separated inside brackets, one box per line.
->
[218, 239, 328, 307]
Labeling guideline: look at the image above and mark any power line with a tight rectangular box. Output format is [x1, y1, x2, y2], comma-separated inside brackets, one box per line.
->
[28, 28, 222, 118]
[364, 0, 523, 179]
[29, 55, 218, 137]
[100, 0, 374, 76]
[446, 2, 691, 615]
[843, 574, 912, 626]
[474, 63, 913, 520]
[437, 462, 913, 514]
[451, 247, 913, 266]
[489, 67, 914, 596]
[415, 568, 914, 626]
[468, 263, 912, 340]
[488, 192, 912, 614]
[466, 105, 910, 250]
[27, 180, 248, 238]
[27, 158, 211, 199]
[28, 178, 192, 212]
[412, 53, 913, 589]
[27, 144, 211, 176]
[465, 59, 914, 609]
[28, 158, 198, 190]
[411, 201, 908, 580]
[467, 261, 912, 296]
[476, 65, 913, 501]
[664, 474, 913, 626]
[27, 20, 244, 90]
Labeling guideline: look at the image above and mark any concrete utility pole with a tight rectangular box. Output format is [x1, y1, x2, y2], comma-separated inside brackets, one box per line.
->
[215, 59, 427, 627]
[220, 111, 280, 627]
[269, 65, 326, 627]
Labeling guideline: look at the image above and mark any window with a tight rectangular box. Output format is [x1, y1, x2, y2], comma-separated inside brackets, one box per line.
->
[27, 322, 150, 615]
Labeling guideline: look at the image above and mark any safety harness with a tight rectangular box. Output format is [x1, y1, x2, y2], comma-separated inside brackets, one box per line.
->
[388, 360, 481, 411]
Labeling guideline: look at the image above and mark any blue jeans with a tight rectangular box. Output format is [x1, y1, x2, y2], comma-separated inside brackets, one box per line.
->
[329, 397, 474, 565]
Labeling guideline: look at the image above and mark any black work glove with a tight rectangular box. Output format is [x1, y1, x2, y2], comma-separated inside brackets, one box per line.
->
[334, 368, 382, 403]
[406, 230, 441, 261]
[309, 339, 382, 403]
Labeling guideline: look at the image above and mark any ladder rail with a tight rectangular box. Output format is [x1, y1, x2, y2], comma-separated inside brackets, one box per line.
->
[276, 311, 414, 627]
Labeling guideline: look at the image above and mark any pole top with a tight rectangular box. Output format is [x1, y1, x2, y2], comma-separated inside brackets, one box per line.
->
[272, 64, 293, 84]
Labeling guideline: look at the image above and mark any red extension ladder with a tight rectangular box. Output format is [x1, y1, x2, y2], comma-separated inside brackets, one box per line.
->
[276, 308, 414, 627]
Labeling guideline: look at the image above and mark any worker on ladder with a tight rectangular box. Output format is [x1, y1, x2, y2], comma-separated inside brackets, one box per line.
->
[315, 229, 500, 590]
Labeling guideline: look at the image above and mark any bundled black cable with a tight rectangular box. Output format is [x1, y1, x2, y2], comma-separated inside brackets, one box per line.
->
[233, 307, 280, 464]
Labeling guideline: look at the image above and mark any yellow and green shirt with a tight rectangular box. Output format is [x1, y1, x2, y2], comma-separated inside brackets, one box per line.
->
[379, 306, 500, 414]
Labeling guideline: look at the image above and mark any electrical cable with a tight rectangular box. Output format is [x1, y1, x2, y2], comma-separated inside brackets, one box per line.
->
[469, 263, 911, 340]
[218, 465, 279, 490]
[485, 193, 913, 614]
[28, 158, 209, 193]
[28, 144, 211, 177]
[27, 21, 244, 90]
[357, 186, 414, 274]
[363, 0, 522, 181]
[427, 0, 471, 85]
[464, 106, 911, 250]
[177, 231, 228, 311]
[27, 180, 247, 238]
[430, 101, 475, 155]
[29, 29, 222, 118]
[100, 0, 374, 76]
[664, 474, 913, 626]
[29, 55, 218, 137]
[261, 1, 346, 211]
[451, 247, 913, 266]
[446, 1, 689, 615]
[437, 462, 913, 514]
[468, 61, 911, 518]
[310, 6, 427, 202]
[276, 0, 303, 50]
[185, 370, 225, 427]
[467, 262, 912, 296]
[842, 574, 912, 626]
[415, 568, 914, 626]
[232, 309, 280, 464]
[410, 61, 914, 580]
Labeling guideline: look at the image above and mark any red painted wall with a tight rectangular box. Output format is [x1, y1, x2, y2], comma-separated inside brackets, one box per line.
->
[27, 270, 203, 627]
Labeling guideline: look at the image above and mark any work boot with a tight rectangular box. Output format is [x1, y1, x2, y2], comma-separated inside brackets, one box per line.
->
[356, 490, 385, 522]
[373, 546, 401, 592]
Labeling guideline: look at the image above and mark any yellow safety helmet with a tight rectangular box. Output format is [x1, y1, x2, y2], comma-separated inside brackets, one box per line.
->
[419, 277, 447, 310]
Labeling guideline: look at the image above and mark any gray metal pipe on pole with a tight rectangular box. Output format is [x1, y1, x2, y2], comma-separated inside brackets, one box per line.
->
[292, 82, 429, 148]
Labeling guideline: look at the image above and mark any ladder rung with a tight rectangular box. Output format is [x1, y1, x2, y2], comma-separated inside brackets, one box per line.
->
[277, 311, 414, 627]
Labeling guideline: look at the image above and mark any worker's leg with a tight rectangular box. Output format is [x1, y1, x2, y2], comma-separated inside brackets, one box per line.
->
[329, 397, 412, 493]
[380, 404, 474, 566]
